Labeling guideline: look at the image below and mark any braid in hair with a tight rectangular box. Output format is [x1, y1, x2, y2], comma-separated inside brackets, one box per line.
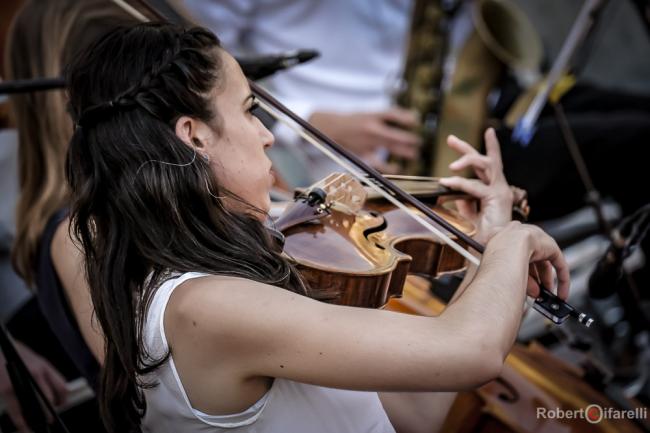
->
[75, 30, 188, 128]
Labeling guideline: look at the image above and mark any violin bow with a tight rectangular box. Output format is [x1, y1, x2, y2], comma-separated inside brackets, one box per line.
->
[112, 0, 593, 328]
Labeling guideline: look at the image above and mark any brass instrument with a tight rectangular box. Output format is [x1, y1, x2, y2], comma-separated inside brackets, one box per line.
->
[396, 0, 542, 177]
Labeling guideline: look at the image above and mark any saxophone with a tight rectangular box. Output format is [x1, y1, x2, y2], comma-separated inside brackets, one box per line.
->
[394, 0, 452, 176]
[395, 0, 543, 177]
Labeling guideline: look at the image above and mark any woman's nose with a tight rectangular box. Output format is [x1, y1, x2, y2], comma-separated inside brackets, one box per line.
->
[260, 122, 275, 149]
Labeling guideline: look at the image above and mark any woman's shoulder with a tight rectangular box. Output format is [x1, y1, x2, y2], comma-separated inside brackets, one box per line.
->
[164, 273, 293, 322]
[162, 272, 315, 357]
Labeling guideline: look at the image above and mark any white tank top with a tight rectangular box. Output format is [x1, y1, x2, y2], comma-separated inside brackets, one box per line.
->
[140, 272, 396, 433]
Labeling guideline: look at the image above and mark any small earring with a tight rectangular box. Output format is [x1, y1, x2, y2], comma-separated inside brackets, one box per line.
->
[199, 152, 210, 163]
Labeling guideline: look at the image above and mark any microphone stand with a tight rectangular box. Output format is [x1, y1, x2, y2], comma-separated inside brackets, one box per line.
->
[0, 324, 71, 433]
[515, 0, 650, 405]
[537, 1, 648, 327]
[512, 0, 630, 295]
[512, 0, 609, 146]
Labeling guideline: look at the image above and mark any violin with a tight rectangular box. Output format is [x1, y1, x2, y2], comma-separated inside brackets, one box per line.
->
[272, 173, 473, 307]
[118, 0, 594, 329]
[252, 82, 594, 328]
[0, 0, 591, 325]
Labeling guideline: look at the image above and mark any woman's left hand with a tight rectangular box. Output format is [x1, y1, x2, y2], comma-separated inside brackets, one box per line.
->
[439, 128, 513, 244]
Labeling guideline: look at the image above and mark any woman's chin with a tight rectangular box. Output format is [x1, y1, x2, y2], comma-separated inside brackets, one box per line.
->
[254, 195, 272, 221]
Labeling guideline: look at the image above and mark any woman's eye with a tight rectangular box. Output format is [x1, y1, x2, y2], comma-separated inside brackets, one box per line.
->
[248, 102, 261, 116]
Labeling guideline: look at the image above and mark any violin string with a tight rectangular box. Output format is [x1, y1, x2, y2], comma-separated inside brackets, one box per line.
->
[258, 99, 480, 267]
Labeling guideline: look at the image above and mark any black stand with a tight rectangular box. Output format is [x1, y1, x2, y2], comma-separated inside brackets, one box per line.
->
[514, 0, 650, 410]
[511, 0, 621, 254]
[0, 324, 70, 433]
[537, 0, 649, 328]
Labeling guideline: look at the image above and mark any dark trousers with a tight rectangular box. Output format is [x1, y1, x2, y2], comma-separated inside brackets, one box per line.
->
[496, 84, 650, 222]
[495, 83, 650, 299]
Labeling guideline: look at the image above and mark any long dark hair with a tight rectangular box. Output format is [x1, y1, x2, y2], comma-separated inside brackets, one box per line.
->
[65, 23, 307, 433]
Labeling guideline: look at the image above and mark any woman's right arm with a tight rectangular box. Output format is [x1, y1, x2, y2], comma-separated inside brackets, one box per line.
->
[165, 221, 568, 393]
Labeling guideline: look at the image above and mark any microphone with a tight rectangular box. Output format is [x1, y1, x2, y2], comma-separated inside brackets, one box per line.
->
[589, 205, 650, 300]
[238, 50, 319, 80]
[0, 50, 320, 96]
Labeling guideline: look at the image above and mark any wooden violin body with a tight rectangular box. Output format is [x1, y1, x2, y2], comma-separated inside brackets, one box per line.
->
[274, 174, 473, 307]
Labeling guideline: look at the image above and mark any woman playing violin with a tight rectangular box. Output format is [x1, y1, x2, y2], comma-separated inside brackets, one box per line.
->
[65, 22, 570, 433]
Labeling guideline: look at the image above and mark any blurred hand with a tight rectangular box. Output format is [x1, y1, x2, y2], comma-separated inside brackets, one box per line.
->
[487, 221, 570, 300]
[439, 128, 513, 244]
[0, 342, 68, 432]
[309, 108, 422, 164]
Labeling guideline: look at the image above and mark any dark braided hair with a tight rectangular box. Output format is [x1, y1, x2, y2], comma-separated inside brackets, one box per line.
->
[65, 22, 307, 433]
[74, 29, 195, 128]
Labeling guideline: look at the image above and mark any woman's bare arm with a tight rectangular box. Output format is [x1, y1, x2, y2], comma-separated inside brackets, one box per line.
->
[379, 391, 457, 433]
[165, 222, 568, 413]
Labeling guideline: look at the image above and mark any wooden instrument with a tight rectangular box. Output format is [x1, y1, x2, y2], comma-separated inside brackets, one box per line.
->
[273, 173, 472, 307]
[387, 277, 648, 433]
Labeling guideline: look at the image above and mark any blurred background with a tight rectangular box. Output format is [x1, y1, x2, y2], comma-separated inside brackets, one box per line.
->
[1, 0, 649, 432]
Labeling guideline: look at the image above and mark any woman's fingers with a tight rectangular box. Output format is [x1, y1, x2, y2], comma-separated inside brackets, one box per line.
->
[446, 134, 478, 156]
[555, 259, 571, 301]
[449, 153, 490, 182]
[497, 223, 571, 302]
[447, 130, 504, 183]
[526, 274, 541, 299]
[544, 247, 570, 301]
[439, 176, 489, 200]
[528, 261, 554, 299]
[529, 260, 568, 301]
[454, 198, 478, 221]
[484, 127, 503, 168]
[537, 261, 555, 293]
[527, 226, 571, 301]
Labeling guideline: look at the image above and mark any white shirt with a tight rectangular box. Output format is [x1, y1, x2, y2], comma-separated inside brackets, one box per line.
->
[141, 272, 396, 433]
[182, 0, 412, 180]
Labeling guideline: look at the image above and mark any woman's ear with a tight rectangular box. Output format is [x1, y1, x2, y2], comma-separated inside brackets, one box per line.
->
[175, 115, 209, 151]
[175, 115, 195, 147]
